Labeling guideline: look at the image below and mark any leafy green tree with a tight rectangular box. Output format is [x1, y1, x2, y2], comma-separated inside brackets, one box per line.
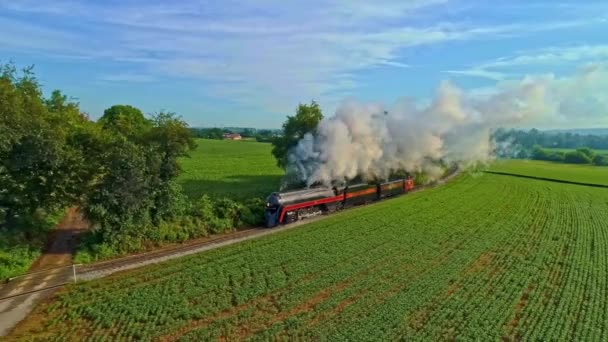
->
[576, 147, 595, 160]
[82, 137, 155, 244]
[564, 151, 592, 164]
[145, 112, 196, 222]
[98, 105, 150, 139]
[0, 64, 92, 229]
[531, 146, 549, 161]
[146, 112, 197, 182]
[592, 154, 608, 166]
[271, 101, 323, 168]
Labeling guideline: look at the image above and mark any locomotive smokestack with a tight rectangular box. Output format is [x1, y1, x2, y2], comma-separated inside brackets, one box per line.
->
[289, 64, 608, 186]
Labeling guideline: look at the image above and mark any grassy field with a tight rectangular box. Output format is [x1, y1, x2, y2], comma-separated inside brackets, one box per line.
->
[178, 139, 284, 200]
[12, 172, 608, 340]
[489, 160, 608, 186]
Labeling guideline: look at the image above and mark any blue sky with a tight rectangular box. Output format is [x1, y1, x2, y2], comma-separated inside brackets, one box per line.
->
[1, 1, 607, 128]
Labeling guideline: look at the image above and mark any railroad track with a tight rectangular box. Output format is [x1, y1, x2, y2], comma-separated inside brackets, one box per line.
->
[76, 227, 262, 280]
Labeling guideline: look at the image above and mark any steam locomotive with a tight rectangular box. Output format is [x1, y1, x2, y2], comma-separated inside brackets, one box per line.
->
[264, 176, 415, 227]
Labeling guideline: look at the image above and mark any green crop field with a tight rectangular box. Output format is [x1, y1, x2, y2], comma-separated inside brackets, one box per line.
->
[489, 159, 608, 186]
[12, 172, 608, 340]
[178, 139, 284, 199]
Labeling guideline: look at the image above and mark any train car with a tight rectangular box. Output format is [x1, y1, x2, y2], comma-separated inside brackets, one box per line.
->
[343, 183, 377, 208]
[264, 176, 415, 227]
[378, 179, 406, 199]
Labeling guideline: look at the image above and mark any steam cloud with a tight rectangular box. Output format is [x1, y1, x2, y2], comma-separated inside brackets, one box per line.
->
[289, 64, 608, 186]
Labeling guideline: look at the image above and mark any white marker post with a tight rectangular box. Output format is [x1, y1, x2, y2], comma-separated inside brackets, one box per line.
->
[72, 264, 77, 283]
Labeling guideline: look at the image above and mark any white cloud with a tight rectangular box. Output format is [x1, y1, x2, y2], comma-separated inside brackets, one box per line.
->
[446, 69, 506, 81]
[447, 45, 608, 80]
[99, 73, 156, 83]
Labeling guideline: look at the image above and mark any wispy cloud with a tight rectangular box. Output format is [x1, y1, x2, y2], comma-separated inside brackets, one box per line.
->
[99, 73, 156, 83]
[447, 45, 608, 80]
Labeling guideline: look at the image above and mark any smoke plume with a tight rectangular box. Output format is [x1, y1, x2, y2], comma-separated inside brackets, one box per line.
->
[289, 64, 608, 186]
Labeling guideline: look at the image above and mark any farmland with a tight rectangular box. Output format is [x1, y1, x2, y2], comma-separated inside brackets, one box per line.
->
[10, 172, 608, 340]
[489, 159, 608, 186]
[178, 139, 284, 199]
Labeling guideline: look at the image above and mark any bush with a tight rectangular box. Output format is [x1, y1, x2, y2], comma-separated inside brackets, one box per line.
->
[76, 191, 267, 263]
[241, 198, 265, 226]
[531, 146, 549, 161]
[530, 146, 565, 162]
[576, 147, 595, 160]
[592, 154, 608, 166]
[546, 151, 565, 162]
[564, 151, 592, 164]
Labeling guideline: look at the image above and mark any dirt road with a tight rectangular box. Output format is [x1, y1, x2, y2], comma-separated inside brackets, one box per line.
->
[0, 208, 87, 336]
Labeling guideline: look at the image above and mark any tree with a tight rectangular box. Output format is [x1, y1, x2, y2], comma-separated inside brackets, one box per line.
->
[564, 151, 592, 164]
[146, 112, 196, 182]
[576, 147, 595, 160]
[271, 101, 323, 168]
[592, 154, 608, 166]
[0, 64, 94, 229]
[239, 128, 254, 138]
[98, 105, 150, 139]
[83, 136, 155, 244]
[145, 112, 196, 222]
[82, 111, 196, 245]
[190, 127, 224, 140]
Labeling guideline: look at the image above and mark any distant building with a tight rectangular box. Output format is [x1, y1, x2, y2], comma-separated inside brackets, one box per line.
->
[223, 133, 242, 140]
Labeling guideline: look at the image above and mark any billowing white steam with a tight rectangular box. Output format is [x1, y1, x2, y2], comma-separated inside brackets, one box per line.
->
[289, 64, 608, 185]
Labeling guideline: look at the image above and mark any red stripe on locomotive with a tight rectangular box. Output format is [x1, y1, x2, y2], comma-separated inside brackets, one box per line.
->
[279, 195, 344, 223]
[345, 187, 376, 198]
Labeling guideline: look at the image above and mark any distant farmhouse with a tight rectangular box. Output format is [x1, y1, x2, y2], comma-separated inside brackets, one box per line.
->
[223, 133, 242, 140]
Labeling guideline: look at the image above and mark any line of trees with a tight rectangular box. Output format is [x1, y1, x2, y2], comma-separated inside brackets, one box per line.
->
[494, 128, 608, 151]
[190, 127, 278, 142]
[1, 64, 208, 254]
[1, 64, 273, 265]
[531, 146, 608, 166]
[493, 128, 608, 166]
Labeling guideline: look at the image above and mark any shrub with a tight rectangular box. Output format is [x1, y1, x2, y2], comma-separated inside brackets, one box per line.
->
[241, 198, 266, 226]
[564, 151, 592, 164]
[546, 151, 565, 162]
[191, 195, 215, 221]
[592, 154, 608, 166]
[76, 192, 267, 263]
[531, 146, 549, 161]
[576, 147, 595, 160]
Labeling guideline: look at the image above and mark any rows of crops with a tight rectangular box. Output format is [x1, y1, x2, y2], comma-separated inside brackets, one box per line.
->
[489, 159, 608, 186]
[177, 139, 283, 199]
[11, 173, 608, 340]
